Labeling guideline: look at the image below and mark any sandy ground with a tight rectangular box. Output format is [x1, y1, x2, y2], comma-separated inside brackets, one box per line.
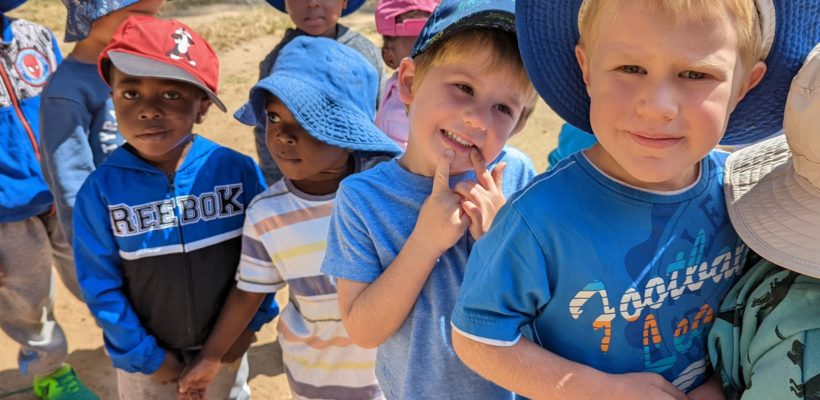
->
[0, 3, 563, 399]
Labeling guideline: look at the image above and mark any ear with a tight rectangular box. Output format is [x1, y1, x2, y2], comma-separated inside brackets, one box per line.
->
[382, 46, 396, 70]
[397, 57, 416, 106]
[575, 45, 592, 95]
[195, 98, 212, 124]
[733, 61, 767, 105]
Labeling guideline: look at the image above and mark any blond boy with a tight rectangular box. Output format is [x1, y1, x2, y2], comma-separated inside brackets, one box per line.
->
[449, 0, 797, 399]
[320, 0, 538, 398]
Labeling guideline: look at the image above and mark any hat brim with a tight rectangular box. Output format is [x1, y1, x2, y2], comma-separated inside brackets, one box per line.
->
[725, 135, 820, 277]
[107, 52, 227, 112]
[240, 76, 401, 156]
[516, 0, 820, 145]
[265, 0, 365, 16]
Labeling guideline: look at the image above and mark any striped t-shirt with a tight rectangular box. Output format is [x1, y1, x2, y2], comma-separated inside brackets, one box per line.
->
[237, 155, 388, 400]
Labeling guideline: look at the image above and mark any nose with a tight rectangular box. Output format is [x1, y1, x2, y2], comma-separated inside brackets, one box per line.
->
[462, 103, 489, 132]
[274, 129, 297, 145]
[636, 79, 679, 121]
[138, 102, 162, 120]
[305, 0, 319, 7]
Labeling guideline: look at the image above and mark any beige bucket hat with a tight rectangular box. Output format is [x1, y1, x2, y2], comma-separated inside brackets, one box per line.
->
[725, 43, 820, 277]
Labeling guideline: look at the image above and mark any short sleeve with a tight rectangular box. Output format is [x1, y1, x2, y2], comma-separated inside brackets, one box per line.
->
[452, 202, 552, 345]
[320, 183, 383, 283]
[236, 210, 283, 293]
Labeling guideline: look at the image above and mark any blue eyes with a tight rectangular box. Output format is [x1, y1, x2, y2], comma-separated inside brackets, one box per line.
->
[618, 65, 711, 80]
[679, 71, 710, 80]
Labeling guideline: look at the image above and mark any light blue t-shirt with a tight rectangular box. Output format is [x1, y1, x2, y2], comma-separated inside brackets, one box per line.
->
[453, 150, 746, 395]
[321, 147, 535, 400]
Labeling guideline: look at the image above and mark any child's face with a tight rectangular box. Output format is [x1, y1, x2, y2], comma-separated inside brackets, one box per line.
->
[88, 0, 164, 45]
[576, 2, 765, 191]
[284, 0, 347, 38]
[264, 96, 352, 194]
[109, 68, 209, 173]
[382, 36, 417, 70]
[397, 48, 529, 176]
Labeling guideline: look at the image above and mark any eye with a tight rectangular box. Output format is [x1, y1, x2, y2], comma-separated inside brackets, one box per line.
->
[454, 83, 474, 96]
[680, 70, 710, 80]
[162, 91, 181, 100]
[267, 112, 281, 124]
[618, 65, 645, 74]
[122, 90, 139, 100]
[494, 103, 513, 116]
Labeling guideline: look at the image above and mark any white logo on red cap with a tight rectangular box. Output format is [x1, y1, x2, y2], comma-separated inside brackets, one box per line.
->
[165, 28, 197, 67]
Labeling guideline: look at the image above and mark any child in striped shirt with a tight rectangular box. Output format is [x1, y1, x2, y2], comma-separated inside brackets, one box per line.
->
[177, 36, 401, 400]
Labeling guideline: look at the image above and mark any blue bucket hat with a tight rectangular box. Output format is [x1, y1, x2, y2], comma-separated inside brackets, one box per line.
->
[0, 0, 26, 13]
[235, 36, 401, 156]
[62, 0, 138, 42]
[265, 0, 365, 17]
[516, 0, 820, 146]
[410, 0, 515, 59]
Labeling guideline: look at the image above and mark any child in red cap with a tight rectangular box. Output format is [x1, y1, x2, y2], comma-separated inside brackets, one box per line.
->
[374, 0, 438, 150]
[72, 16, 278, 399]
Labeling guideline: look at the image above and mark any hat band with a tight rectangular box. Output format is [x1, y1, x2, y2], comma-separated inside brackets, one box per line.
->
[793, 154, 820, 191]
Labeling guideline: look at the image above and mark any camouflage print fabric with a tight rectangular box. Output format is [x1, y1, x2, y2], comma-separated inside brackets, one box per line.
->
[708, 258, 820, 400]
[60, 0, 137, 42]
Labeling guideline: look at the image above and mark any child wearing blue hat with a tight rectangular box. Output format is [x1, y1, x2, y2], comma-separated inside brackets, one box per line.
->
[319, 0, 538, 398]
[0, 1, 97, 398]
[452, 0, 819, 398]
[252, 0, 385, 186]
[39, 0, 164, 250]
[177, 36, 400, 400]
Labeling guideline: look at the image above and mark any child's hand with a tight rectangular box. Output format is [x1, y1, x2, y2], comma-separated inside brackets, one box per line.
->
[454, 148, 506, 240]
[413, 150, 470, 257]
[177, 355, 222, 400]
[151, 350, 184, 384]
[608, 372, 689, 400]
[221, 329, 256, 363]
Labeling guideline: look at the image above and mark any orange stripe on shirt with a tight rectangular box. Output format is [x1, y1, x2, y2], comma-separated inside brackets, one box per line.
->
[277, 320, 354, 350]
[254, 203, 334, 233]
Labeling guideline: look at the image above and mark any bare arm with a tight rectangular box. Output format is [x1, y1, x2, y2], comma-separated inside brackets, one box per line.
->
[337, 151, 469, 348]
[452, 331, 690, 400]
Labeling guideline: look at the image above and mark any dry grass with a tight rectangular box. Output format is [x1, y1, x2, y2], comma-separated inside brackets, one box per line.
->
[7, 0, 65, 32]
[192, 7, 290, 51]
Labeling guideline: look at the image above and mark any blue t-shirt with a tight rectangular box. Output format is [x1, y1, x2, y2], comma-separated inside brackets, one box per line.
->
[321, 148, 535, 400]
[39, 57, 123, 244]
[453, 150, 746, 394]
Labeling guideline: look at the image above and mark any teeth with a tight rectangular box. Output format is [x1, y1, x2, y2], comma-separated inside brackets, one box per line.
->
[443, 130, 473, 148]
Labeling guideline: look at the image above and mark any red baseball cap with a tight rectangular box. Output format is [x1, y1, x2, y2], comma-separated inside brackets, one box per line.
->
[97, 15, 226, 112]
[375, 0, 439, 37]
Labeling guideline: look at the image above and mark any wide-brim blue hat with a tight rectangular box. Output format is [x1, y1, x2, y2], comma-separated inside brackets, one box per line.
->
[235, 36, 401, 156]
[0, 0, 27, 13]
[62, 0, 138, 42]
[411, 0, 515, 59]
[265, 0, 365, 17]
[516, 0, 820, 146]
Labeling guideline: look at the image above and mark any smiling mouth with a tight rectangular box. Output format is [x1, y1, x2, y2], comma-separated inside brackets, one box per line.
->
[441, 129, 475, 150]
[628, 131, 682, 149]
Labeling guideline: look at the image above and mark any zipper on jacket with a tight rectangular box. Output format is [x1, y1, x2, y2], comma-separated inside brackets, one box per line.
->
[169, 173, 196, 341]
[0, 65, 40, 159]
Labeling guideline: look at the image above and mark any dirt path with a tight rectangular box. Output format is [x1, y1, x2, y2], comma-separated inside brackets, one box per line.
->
[0, 3, 562, 399]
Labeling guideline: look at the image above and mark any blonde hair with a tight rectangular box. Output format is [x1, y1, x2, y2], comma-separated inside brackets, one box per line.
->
[412, 28, 538, 132]
[578, 0, 763, 71]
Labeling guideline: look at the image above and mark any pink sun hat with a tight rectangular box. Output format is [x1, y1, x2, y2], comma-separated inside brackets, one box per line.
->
[376, 0, 439, 37]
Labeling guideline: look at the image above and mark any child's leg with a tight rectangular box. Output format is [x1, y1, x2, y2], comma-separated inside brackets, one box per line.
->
[0, 216, 68, 376]
[116, 355, 249, 399]
[41, 213, 83, 301]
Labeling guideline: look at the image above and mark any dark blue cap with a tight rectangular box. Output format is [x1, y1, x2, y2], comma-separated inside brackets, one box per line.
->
[410, 0, 516, 59]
